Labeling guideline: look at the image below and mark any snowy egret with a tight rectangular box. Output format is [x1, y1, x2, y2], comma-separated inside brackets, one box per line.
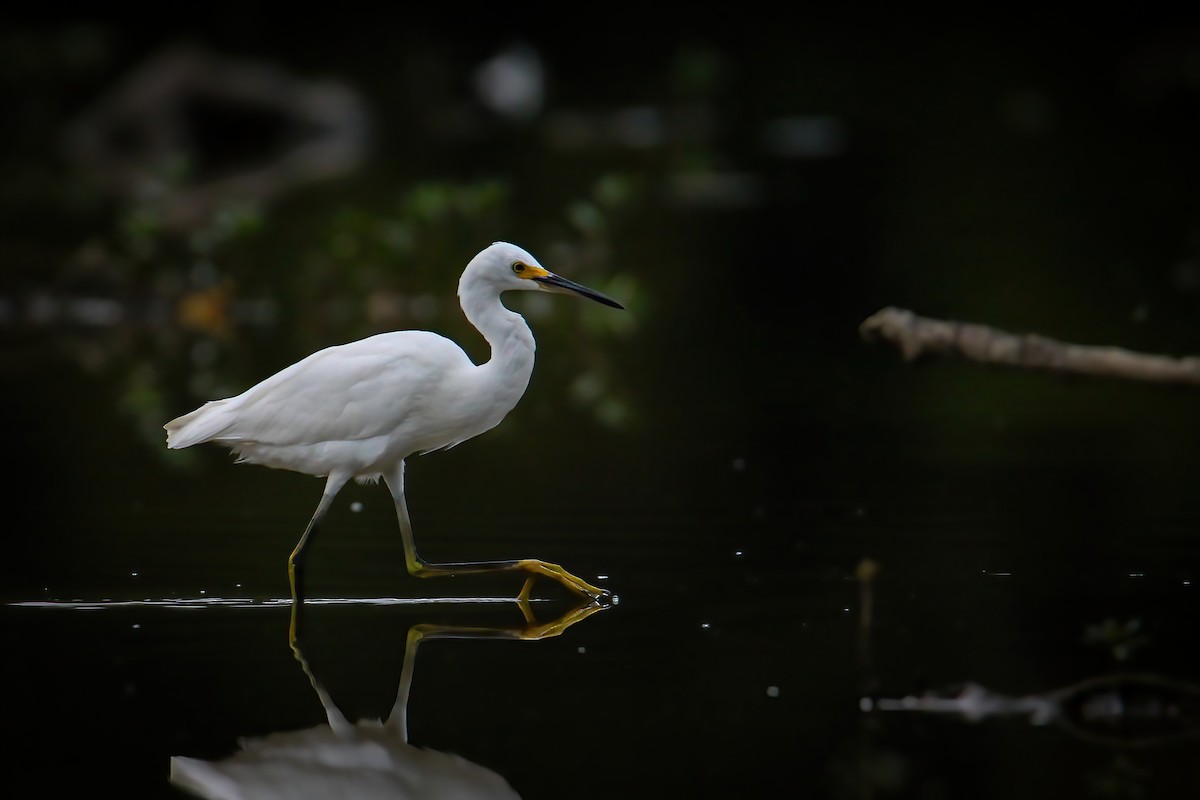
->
[165, 242, 623, 602]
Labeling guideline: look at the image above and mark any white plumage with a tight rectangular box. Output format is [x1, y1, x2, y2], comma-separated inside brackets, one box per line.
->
[165, 241, 622, 601]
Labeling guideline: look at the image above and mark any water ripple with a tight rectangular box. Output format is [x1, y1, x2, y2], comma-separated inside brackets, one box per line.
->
[8, 596, 525, 610]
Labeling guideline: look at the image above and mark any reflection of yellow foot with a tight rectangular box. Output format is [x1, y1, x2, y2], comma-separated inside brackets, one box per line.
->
[515, 558, 608, 601]
[404, 597, 611, 644]
[513, 596, 610, 640]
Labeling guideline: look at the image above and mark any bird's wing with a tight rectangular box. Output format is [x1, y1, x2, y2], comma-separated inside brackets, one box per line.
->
[219, 331, 475, 446]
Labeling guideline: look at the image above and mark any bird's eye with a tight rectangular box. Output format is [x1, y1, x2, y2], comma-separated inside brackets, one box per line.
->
[512, 262, 526, 274]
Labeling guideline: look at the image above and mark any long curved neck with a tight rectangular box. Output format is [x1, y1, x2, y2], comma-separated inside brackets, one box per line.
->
[458, 281, 536, 401]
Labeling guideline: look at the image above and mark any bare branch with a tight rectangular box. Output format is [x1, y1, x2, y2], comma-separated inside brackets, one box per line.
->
[859, 307, 1200, 386]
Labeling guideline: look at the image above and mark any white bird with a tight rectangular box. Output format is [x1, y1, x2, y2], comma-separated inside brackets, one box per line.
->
[165, 241, 623, 601]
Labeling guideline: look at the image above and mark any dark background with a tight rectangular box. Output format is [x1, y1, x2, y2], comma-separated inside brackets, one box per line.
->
[3, 11, 1200, 798]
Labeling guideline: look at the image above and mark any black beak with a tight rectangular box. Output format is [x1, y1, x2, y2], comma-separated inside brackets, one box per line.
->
[534, 273, 624, 309]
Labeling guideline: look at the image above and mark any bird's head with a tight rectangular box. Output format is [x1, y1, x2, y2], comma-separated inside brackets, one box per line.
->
[461, 242, 624, 309]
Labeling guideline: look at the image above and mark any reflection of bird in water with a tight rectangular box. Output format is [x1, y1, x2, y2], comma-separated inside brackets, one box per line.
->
[170, 599, 606, 799]
[172, 686, 520, 799]
[165, 242, 623, 601]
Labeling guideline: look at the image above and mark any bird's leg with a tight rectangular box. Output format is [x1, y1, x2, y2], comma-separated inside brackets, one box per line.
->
[288, 473, 350, 602]
[384, 464, 609, 602]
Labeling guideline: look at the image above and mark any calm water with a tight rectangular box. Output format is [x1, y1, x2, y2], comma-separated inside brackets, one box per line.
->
[4, 16, 1200, 799]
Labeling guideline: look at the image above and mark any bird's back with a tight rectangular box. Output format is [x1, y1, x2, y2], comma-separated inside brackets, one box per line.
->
[165, 330, 492, 477]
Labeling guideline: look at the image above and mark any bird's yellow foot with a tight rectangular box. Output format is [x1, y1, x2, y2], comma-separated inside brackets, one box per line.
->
[514, 559, 609, 603]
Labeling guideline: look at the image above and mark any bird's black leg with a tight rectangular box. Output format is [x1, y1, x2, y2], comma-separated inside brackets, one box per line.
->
[288, 474, 350, 602]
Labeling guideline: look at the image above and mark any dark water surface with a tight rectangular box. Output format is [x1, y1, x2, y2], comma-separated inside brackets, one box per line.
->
[4, 14, 1200, 799]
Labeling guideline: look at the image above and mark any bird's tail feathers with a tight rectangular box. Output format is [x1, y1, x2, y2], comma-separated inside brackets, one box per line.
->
[164, 400, 237, 449]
